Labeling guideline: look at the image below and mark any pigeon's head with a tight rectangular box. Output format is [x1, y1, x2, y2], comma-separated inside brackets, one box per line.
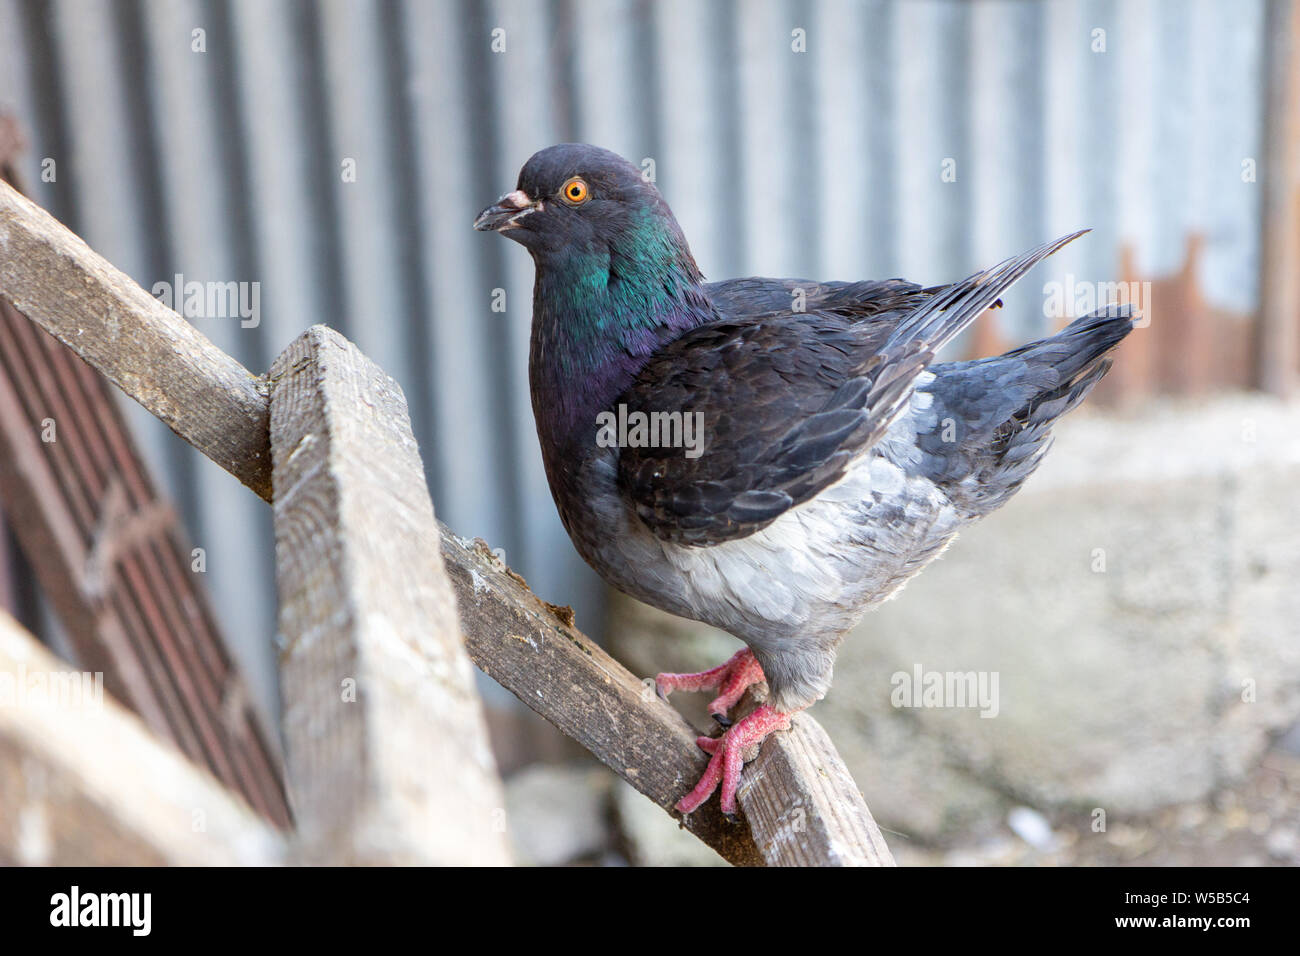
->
[475, 144, 699, 280]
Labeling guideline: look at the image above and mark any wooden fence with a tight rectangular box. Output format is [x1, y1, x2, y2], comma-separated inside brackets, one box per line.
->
[0, 174, 893, 867]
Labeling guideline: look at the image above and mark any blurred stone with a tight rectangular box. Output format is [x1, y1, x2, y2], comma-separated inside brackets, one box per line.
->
[1265, 826, 1297, 861]
[504, 763, 612, 866]
[483, 702, 588, 776]
[612, 779, 728, 867]
[608, 395, 1300, 844]
[1007, 806, 1058, 850]
[1176, 804, 1210, 830]
[1276, 720, 1300, 756]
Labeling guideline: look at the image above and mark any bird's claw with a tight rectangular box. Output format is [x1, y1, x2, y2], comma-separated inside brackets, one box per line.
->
[674, 704, 793, 816]
[654, 648, 766, 723]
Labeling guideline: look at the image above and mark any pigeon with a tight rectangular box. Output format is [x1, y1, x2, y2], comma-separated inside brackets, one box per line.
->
[475, 143, 1135, 817]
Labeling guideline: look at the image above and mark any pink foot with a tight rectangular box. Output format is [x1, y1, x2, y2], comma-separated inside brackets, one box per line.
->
[676, 704, 793, 816]
[655, 648, 766, 722]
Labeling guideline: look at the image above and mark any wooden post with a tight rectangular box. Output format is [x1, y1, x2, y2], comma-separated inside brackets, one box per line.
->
[268, 326, 509, 865]
[0, 610, 285, 865]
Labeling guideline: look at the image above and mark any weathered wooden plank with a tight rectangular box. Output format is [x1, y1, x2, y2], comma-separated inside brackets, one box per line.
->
[739, 704, 896, 866]
[440, 529, 760, 866]
[0, 610, 285, 865]
[0, 178, 272, 498]
[442, 530, 894, 867]
[268, 326, 509, 865]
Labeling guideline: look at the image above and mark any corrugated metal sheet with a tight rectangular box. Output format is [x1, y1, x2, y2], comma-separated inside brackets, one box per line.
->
[0, 0, 1269, 718]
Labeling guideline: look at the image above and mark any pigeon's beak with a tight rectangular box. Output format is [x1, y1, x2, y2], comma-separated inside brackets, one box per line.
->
[474, 189, 539, 232]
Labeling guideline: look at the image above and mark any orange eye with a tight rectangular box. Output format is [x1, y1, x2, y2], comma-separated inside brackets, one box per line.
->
[561, 177, 590, 204]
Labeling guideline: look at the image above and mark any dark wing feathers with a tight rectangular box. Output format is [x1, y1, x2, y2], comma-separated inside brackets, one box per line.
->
[617, 232, 1087, 546]
[617, 316, 884, 544]
[703, 276, 938, 320]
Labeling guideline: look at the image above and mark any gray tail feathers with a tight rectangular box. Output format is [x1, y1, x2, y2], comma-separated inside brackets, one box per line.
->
[1000, 303, 1137, 400]
[922, 304, 1136, 517]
